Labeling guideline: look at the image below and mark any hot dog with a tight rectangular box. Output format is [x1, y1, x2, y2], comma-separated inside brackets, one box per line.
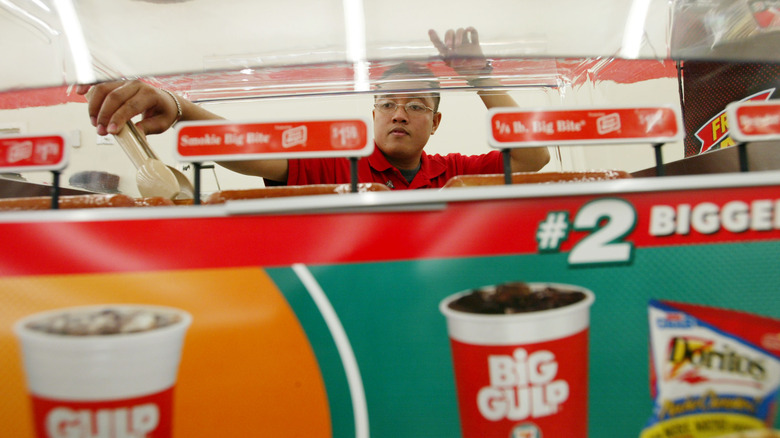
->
[0, 195, 177, 210]
[133, 197, 176, 207]
[442, 170, 631, 188]
[0, 194, 136, 211]
[204, 183, 390, 204]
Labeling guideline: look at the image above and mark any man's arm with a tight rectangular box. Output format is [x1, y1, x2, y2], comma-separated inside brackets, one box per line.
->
[429, 27, 550, 172]
[77, 81, 289, 182]
[472, 79, 550, 172]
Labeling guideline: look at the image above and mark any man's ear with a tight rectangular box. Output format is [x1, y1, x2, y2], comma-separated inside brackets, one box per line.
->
[431, 112, 442, 134]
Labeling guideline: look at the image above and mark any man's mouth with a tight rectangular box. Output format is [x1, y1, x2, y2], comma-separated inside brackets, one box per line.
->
[389, 127, 409, 136]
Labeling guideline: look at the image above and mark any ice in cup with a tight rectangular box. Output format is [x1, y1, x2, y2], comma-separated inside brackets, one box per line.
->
[440, 282, 595, 438]
[13, 304, 192, 438]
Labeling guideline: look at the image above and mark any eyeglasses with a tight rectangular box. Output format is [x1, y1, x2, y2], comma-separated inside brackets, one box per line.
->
[373, 101, 435, 114]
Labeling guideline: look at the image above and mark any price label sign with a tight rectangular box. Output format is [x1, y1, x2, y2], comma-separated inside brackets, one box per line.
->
[726, 101, 780, 142]
[174, 118, 372, 162]
[488, 106, 682, 147]
[0, 133, 67, 172]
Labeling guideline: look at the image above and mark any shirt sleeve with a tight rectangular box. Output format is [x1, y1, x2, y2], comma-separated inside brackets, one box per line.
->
[286, 157, 352, 185]
[445, 151, 505, 176]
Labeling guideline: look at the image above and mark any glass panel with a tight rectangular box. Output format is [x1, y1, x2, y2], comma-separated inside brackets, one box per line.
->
[2, 0, 779, 196]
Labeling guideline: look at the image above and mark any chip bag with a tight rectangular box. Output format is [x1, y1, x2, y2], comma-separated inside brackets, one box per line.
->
[641, 300, 780, 438]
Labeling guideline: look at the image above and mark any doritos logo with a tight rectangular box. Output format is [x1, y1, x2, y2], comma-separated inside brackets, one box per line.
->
[666, 336, 714, 380]
[665, 336, 767, 383]
[694, 89, 774, 154]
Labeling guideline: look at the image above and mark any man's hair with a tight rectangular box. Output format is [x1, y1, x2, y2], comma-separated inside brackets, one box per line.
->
[375, 62, 441, 112]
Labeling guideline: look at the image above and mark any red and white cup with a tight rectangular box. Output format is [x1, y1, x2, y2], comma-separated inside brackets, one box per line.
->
[13, 305, 192, 438]
[439, 283, 595, 438]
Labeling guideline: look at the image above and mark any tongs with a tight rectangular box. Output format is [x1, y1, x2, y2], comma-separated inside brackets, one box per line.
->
[114, 121, 194, 200]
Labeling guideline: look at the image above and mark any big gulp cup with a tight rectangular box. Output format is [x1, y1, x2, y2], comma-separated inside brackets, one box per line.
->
[440, 282, 595, 438]
[13, 305, 192, 438]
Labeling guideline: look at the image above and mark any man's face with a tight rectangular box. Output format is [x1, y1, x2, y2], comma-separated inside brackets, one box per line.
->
[372, 91, 441, 169]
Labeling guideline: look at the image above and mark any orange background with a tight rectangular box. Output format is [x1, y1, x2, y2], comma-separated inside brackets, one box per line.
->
[0, 267, 331, 437]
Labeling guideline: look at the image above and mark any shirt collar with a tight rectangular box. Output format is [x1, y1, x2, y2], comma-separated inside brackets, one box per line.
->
[367, 143, 393, 172]
[367, 142, 447, 180]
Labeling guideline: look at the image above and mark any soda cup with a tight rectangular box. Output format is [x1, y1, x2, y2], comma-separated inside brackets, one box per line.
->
[13, 304, 192, 438]
[440, 283, 595, 438]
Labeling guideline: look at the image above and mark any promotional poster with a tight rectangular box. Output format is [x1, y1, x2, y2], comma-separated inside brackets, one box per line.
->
[1, 177, 779, 437]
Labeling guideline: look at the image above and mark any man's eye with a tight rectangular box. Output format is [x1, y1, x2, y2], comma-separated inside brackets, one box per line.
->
[380, 102, 396, 110]
[407, 104, 425, 112]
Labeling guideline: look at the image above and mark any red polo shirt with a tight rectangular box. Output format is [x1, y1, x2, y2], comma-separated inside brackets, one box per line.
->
[283, 144, 504, 190]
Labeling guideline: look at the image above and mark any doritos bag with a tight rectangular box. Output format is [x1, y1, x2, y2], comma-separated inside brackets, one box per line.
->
[641, 300, 780, 438]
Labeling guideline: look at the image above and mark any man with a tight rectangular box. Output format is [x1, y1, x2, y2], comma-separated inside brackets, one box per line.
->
[77, 27, 549, 189]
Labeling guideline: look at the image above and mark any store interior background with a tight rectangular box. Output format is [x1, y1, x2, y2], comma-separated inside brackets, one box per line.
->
[1, 0, 687, 196]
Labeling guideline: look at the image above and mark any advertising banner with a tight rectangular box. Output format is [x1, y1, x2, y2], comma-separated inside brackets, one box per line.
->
[681, 61, 779, 156]
[1, 179, 779, 437]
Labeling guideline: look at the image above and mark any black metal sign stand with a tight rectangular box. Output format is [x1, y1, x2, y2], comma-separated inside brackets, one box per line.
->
[350, 157, 359, 193]
[653, 143, 665, 177]
[50, 170, 61, 209]
[193, 162, 202, 205]
[737, 143, 749, 172]
[502, 149, 512, 185]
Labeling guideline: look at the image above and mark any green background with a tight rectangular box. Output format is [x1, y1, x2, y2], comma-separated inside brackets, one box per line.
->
[268, 240, 780, 437]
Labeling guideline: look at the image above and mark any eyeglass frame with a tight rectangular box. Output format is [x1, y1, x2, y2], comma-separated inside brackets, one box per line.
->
[373, 100, 437, 115]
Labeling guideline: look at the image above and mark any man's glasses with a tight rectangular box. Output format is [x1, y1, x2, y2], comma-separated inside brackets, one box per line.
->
[374, 101, 435, 114]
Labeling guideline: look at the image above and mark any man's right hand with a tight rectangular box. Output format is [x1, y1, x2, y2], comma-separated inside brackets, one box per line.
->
[75, 80, 182, 136]
[76, 80, 290, 181]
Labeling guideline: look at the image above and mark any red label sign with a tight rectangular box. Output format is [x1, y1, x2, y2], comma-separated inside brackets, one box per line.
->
[174, 119, 371, 162]
[726, 100, 780, 142]
[488, 106, 682, 147]
[0, 134, 67, 172]
[31, 387, 174, 438]
[449, 331, 589, 438]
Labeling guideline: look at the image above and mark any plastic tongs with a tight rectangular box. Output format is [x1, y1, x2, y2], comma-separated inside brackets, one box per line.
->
[113, 121, 194, 200]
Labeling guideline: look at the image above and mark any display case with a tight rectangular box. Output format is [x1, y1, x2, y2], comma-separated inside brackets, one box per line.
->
[1, 1, 779, 437]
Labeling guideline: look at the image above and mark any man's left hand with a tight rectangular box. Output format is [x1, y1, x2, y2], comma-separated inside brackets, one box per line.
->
[429, 27, 491, 76]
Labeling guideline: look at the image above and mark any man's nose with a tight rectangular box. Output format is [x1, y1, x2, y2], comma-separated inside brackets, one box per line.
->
[391, 105, 409, 122]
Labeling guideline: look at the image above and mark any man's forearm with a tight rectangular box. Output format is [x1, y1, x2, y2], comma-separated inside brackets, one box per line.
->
[510, 147, 550, 172]
[471, 78, 518, 110]
[177, 99, 290, 181]
[471, 80, 551, 172]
